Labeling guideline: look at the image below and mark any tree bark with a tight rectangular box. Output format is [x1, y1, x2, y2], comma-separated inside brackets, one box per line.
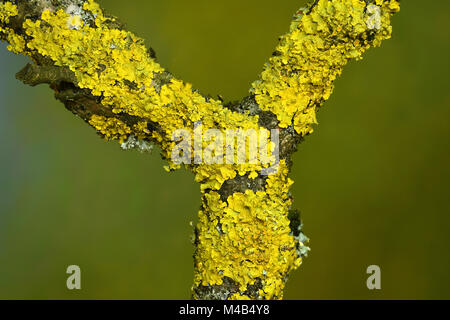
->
[0, 0, 400, 299]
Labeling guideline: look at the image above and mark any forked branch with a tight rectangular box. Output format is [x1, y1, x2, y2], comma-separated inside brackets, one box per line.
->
[0, 0, 400, 299]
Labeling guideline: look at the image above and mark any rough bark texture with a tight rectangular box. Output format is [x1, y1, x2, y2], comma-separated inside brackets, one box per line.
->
[0, 0, 400, 299]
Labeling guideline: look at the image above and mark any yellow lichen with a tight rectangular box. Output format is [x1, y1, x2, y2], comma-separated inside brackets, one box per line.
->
[251, 0, 400, 135]
[89, 115, 131, 142]
[12, 1, 261, 178]
[0, 0, 400, 299]
[229, 293, 252, 300]
[194, 160, 303, 299]
[0, 2, 23, 53]
[0, 2, 17, 24]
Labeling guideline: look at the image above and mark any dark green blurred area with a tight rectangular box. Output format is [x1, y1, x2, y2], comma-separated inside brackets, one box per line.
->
[0, 0, 449, 299]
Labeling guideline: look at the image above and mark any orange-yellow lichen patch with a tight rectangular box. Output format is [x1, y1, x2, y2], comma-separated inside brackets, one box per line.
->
[0, 2, 25, 53]
[194, 161, 304, 299]
[89, 115, 131, 143]
[0, 1, 17, 25]
[11, 1, 261, 176]
[251, 0, 400, 135]
[0, 0, 400, 300]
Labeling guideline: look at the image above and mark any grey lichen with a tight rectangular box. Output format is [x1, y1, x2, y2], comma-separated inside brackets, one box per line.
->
[120, 135, 154, 153]
[288, 209, 310, 259]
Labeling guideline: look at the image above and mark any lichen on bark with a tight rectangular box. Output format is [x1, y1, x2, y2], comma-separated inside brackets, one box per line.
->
[0, 0, 400, 299]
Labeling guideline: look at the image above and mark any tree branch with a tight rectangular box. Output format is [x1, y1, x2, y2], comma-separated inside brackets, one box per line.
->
[0, 0, 400, 299]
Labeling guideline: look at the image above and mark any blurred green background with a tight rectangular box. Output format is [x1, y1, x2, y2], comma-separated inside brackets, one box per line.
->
[0, 0, 449, 299]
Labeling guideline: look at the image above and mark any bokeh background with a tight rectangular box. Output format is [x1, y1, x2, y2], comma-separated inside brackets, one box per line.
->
[0, 0, 449, 299]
